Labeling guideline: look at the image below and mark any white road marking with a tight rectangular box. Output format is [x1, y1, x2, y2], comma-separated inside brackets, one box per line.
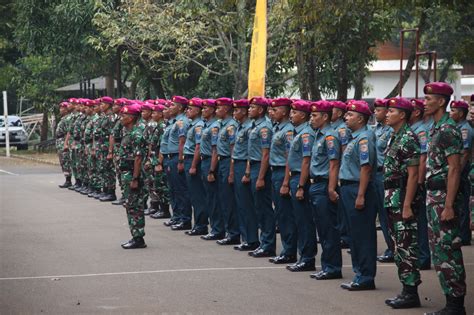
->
[0, 169, 19, 176]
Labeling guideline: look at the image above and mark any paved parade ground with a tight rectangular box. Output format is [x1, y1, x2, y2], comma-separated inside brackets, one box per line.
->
[0, 156, 473, 314]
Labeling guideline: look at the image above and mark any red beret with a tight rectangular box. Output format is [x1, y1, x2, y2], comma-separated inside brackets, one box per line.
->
[410, 99, 424, 111]
[271, 97, 292, 107]
[100, 96, 114, 104]
[311, 100, 333, 113]
[59, 102, 69, 108]
[203, 99, 216, 107]
[347, 100, 372, 116]
[121, 104, 141, 116]
[291, 100, 312, 113]
[113, 98, 127, 106]
[331, 101, 347, 111]
[141, 102, 154, 111]
[188, 97, 203, 108]
[374, 98, 388, 108]
[423, 82, 453, 97]
[172, 96, 189, 106]
[249, 97, 269, 107]
[68, 98, 77, 103]
[156, 99, 167, 105]
[387, 97, 412, 112]
[92, 99, 101, 106]
[233, 99, 250, 108]
[152, 104, 165, 112]
[83, 99, 94, 107]
[216, 97, 233, 106]
[450, 100, 469, 109]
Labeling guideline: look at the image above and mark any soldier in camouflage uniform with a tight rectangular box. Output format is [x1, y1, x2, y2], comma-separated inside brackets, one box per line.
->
[95, 97, 117, 202]
[65, 101, 80, 187]
[140, 102, 155, 213]
[69, 101, 88, 191]
[109, 98, 126, 205]
[57, 102, 72, 188]
[77, 102, 94, 194]
[383, 98, 422, 309]
[84, 100, 102, 198]
[119, 104, 147, 249]
[424, 82, 466, 315]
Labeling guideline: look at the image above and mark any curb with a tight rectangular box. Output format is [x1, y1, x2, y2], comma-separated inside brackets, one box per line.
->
[10, 154, 60, 166]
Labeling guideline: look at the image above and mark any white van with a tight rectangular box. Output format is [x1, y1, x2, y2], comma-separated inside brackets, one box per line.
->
[0, 115, 29, 150]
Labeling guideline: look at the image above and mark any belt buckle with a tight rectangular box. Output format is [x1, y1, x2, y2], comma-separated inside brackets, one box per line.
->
[310, 178, 315, 184]
[289, 171, 292, 177]
[217, 156, 221, 161]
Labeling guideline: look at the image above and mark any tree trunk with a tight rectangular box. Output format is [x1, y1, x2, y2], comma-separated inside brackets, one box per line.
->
[105, 73, 114, 97]
[295, 40, 309, 100]
[336, 54, 349, 101]
[439, 59, 453, 82]
[116, 47, 123, 97]
[40, 109, 48, 142]
[308, 55, 321, 100]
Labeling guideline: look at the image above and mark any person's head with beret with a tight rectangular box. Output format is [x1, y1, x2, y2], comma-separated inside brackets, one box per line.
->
[141, 101, 154, 121]
[59, 101, 69, 116]
[345, 100, 372, 131]
[151, 103, 165, 123]
[248, 96, 270, 121]
[331, 100, 347, 124]
[310, 100, 333, 130]
[270, 97, 292, 125]
[232, 99, 250, 124]
[409, 99, 425, 124]
[120, 104, 141, 129]
[373, 98, 388, 124]
[186, 97, 203, 121]
[201, 99, 217, 121]
[449, 100, 469, 124]
[290, 100, 312, 126]
[99, 96, 114, 113]
[423, 82, 453, 118]
[386, 97, 413, 130]
[216, 97, 234, 120]
[170, 95, 189, 117]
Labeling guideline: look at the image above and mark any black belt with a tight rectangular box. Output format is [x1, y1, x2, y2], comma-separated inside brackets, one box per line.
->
[384, 178, 407, 190]
[377, 166, 383, 172]
[218, 155, 230, 161]
[426, 179, 446, 191]
[167, 153, 179, 159]
[233, 158, 247, 163]
[289, 171, 300, 177]
[270, 166, 285, 171]
[184, 154, 194, 159]
[340, 179, 358, 186]
[201, 155, 211, 160]
[310, 176, 328, 184]
[249, 160, 260, 165]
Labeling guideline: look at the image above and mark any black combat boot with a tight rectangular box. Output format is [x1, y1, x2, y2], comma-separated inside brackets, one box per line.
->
[88, 189, 99, 198]
[151, 202, 171, 219]
[95, 190, 106, 199]
[68, 178, 80, 190]
[387, 285, 420, 309]
[100, 189, 117, 202]
[144, 201, 159, 216]
[121, 237, 147, 249]
[112, 195, 125, 205]
[424, 295, 466, 315]
[75, 181, 85, 192]
[58, 176, 72, 188]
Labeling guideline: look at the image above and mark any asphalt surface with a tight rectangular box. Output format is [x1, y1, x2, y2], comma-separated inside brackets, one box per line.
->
[0, 156, 473, 314]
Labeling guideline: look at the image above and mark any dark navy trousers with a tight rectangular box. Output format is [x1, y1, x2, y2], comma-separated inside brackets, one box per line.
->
[184, 156, 208, 232]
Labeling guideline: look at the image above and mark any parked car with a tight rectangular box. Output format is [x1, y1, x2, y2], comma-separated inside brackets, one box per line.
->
[0, 115, 29, 150]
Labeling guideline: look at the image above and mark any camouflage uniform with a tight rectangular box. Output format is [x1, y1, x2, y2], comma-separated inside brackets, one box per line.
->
[426, 113, 466, 297]
[383, 123, 421, 287]
[119, 125, 147, 238]
[71, 112, 87, 184]
[96, 111, 116, 193]
[112, 116, 124, 192]
[78, 114, 91, 187]
[56, 114, 71, 177]
[84, 112, 101, 192]
[67, 112, 80, 181]
[142, 120, 156, 204]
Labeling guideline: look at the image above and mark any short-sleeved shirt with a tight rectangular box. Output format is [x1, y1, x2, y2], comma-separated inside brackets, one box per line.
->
[217, 117, 238, 157]
[160, 118, 175, 155]
[331, 118, 351, 146]
[339, 125, 376, 181]
[310, 124, 340, 178]
[184, 118, 204, 155]
[248, 117, 273, 161]
[383, 123, 420, 208]
[426, 113, 463, 186]
[270, 120, 294, 167]
[232, 119, 253, 160]
[200, 118, 219, 157]
[411, 120, 429, 154]
[167, 113, 189, 154]
[288, 122, 316, 172]
[374, 122, 393, 169]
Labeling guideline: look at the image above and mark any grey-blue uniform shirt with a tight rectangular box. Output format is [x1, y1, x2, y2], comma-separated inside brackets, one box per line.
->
[232, 119, 253, 160]
[248, 117, 273, 161]
[310, 124, 340, 178]
[167, 113, 189, 154]
[184, 117, 204, 155]
[288, 122, 316, 172]
[200, 118, 220, 157]
[458, 119, 473, 153]
[374, 122, 392, 169]
[331, 118, 351, 146]
[160, 118, 175, 155]
[411, 120, 429, 154]
[339, 125, 376, 181]
[270, 120, 294, 167]
[217, 117, 238, 157]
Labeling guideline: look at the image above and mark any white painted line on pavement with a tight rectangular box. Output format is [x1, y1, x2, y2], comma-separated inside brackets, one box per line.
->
[0, 169, 19, 176]
[1, 263, 472, 281]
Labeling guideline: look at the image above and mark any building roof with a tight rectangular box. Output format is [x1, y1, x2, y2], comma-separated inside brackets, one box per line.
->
[55, 76, 131, 92]
[368, 59, 463, 72]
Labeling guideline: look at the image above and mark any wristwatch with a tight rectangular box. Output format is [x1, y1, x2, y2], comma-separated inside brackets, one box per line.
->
[297, 184, 304, 190]
[208, 170, 215, 176]
[244, 172, 250, 178]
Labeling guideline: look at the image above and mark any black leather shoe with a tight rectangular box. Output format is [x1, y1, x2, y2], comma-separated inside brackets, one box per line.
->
[234, 242, 260, 251]
[286, 262, 316, 272]
[269, 255, 297, 264]
[310, 270, 343, 280]
[377, 255, 395, 263]
[171, 222, 192, 230]
[200, 233, 225, 241]
[121, 237, 147, 249]
[388, 293, 421, 309]
[216, 237, 241, 245]
[95, 192, 105, 199]
[340, 282, 375, 291]
[185, 229, 208, 236]
[75, 185, 86, 192]
[249, 248, 275, 258]
[79, 187, 91, 194]
[340, 240, 350, 249]
[150, 210, 171, 219]
[163, 219, 179, 227]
